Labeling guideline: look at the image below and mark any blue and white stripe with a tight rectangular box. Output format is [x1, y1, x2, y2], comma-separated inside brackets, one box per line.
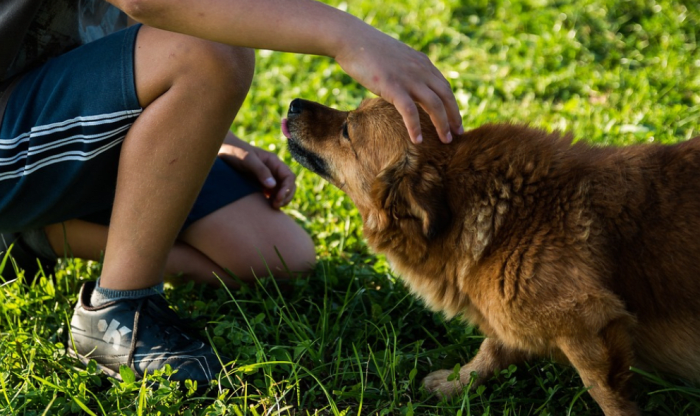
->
[0, 109, 142, 182]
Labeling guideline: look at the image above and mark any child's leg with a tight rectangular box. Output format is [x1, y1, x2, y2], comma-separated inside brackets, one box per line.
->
[66, 27, 256, 382]
[180, 192, 316, 281]
[99, 25, 255, 291]
[43, 191, 316, 287]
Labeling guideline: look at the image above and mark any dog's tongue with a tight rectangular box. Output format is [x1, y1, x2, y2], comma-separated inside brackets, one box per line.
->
[281, 118, 291, 138]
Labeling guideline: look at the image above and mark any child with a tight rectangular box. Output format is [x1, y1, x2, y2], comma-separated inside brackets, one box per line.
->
[0, 0, 462, 383]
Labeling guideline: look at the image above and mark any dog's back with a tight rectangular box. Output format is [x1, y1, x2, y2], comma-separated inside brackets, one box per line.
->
[452, 126, 700, 380]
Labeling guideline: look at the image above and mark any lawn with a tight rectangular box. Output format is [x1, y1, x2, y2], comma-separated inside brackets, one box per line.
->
[2, 0, 700, 414]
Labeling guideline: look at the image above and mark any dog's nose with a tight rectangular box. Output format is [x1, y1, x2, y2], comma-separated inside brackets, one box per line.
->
[289, 98, 304, 115]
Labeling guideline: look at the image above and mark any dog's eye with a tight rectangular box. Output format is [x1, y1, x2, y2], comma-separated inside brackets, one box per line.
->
[342, 122, 350, 140]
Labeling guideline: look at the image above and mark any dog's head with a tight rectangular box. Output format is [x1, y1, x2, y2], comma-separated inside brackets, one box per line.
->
[283, 98, 452, 240]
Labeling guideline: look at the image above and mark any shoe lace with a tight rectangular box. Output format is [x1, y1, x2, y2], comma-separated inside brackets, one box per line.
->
[126, 295, 204, 371]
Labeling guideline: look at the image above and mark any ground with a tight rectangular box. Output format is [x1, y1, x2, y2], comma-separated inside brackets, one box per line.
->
[2, 0, 700, 414]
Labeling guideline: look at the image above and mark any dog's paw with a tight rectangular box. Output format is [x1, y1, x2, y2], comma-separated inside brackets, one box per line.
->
[422, 369, 464, 398]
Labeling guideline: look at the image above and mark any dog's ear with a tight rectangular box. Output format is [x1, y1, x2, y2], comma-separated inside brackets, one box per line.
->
[369, 154, 451, 239]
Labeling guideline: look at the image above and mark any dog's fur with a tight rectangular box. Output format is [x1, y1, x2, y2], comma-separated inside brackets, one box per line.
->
[284, 97, 700, 416]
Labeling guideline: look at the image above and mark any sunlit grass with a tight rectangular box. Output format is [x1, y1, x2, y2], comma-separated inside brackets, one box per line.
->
[2, 0, 699, 414]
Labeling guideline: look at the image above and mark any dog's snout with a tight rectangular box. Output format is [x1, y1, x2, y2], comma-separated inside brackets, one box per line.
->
[289, 98, 304, 115]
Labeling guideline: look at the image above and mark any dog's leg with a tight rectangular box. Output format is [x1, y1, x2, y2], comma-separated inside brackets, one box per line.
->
[423, 337, 529, 398]
[556, 318, 639, 416]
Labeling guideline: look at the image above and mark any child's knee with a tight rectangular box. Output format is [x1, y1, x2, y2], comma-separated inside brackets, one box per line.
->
[134, 26, 255, 107]
[284, 229, 316, 275]
[179, 40, 255, 104]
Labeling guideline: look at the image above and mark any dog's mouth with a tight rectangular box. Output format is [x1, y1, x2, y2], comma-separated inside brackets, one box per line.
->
[283, 118, 332, 180]
[281, 118, 292, 139]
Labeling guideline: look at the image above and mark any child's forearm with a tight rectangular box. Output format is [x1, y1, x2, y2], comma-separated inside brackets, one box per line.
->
[108, 0, 363, 59]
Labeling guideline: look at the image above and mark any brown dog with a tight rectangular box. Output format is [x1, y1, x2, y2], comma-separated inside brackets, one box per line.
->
[282, 97, 700, 416]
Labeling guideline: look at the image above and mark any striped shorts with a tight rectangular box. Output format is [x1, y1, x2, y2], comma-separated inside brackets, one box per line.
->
[0, 24, 260, 233]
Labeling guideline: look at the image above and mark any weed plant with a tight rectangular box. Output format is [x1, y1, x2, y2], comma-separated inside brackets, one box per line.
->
[2, 0, 700, 414]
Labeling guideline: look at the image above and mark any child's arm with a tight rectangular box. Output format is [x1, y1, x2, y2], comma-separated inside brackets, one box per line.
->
[107, 0, 462, 144]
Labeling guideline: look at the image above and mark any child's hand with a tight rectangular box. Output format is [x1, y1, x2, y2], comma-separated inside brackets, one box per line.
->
[333, 25, 463, 145]
[218, 133, 296, 209]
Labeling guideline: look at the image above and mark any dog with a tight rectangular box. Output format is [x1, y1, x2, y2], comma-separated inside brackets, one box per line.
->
[282, 97, 700, 416]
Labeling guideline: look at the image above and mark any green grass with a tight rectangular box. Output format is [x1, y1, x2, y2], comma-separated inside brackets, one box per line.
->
[2, 0, 700, 414]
